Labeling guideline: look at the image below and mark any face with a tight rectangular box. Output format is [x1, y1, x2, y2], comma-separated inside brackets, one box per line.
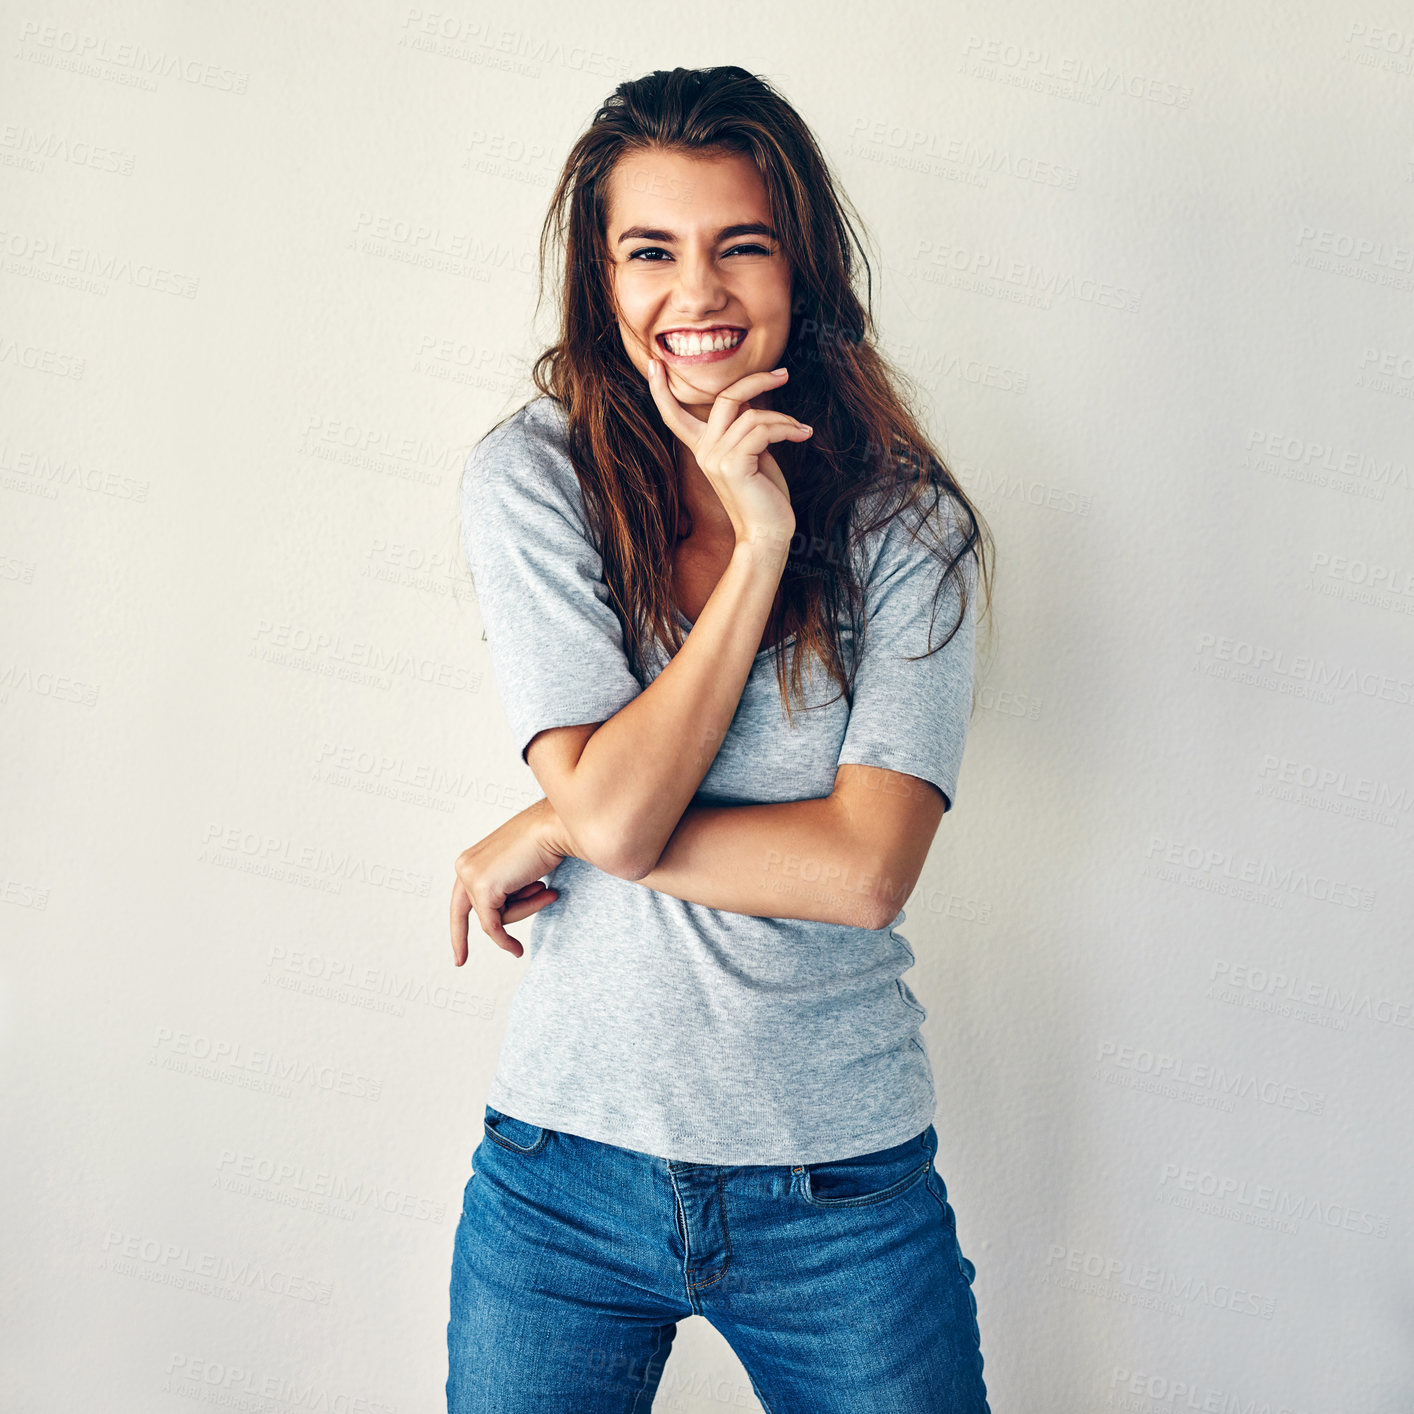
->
[604, 147, 794, 420]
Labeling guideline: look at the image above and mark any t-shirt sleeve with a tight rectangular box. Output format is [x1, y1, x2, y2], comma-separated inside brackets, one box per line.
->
[835, 496, 978, 812]
[461, 411, 644, 764]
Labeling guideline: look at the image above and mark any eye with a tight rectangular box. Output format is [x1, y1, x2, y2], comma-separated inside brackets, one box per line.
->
[625, 243, 775, 262]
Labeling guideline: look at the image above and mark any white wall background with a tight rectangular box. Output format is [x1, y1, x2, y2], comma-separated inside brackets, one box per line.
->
[4, 2, 1411, 1409]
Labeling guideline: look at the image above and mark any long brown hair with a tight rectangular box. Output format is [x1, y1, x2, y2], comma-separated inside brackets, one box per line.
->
[473, 64, 994, 725]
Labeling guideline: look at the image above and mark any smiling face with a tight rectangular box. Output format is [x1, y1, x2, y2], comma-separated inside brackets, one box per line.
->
[605, 146, 794, 420]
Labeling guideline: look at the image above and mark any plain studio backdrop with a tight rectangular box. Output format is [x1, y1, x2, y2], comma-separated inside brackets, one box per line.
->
[3, 1, 1411, 1410]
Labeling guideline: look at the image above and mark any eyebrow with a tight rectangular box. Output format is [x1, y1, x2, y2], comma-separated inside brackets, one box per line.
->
[615, 222, 778, 246]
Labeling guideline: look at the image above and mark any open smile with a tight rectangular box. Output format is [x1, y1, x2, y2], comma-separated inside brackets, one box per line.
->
[655, 327, 747, 363]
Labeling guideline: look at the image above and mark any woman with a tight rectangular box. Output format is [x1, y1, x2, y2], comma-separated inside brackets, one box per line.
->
[447, 66, 994, 1414]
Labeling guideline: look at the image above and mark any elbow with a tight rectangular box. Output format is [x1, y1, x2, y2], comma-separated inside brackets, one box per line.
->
[860, 867, 916, 932]
[608, 833, 666, 882]
[857, 897, 896, 932]
[864, 899, 903, 932]
[837, 876, 896, 932]
[573, 816, 661, 882]
[601, 846, 659, 883]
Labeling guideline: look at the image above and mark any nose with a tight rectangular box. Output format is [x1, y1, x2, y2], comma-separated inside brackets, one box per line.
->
[668, 249, 728, 318]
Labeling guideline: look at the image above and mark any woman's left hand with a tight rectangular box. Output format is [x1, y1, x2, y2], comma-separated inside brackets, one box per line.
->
[450, 797, 575, 963]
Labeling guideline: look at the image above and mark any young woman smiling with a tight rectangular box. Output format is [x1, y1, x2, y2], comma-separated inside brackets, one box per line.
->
[447, 66, 994, 1414]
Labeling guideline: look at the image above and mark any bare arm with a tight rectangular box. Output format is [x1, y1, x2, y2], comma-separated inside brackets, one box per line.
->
[528, 542, 786, 880]
[540, 762, 948, 930]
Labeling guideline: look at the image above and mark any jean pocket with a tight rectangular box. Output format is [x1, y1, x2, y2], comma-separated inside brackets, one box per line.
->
[482, 1105, 550, 1156]
[802, 1131, 931, 1208]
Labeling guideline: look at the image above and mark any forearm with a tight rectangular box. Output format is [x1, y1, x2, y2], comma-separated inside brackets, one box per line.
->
[632, 795, 905, 929]
[557, 541, 788, 879]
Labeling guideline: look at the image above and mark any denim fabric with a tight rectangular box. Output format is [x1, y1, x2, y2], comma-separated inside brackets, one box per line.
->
[447, 1106, 990, 1413]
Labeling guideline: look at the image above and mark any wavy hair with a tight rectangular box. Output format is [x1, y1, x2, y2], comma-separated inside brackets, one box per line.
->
[473, 64, 994, 725]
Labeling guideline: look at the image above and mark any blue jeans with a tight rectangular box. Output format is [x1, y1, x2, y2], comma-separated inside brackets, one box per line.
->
[447, 1106, 990, 1413]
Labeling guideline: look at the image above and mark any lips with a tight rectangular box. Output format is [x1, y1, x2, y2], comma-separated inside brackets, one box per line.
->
[656, 327, 747, 359]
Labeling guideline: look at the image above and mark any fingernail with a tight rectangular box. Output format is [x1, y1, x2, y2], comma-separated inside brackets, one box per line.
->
[772, 367, 788, 375]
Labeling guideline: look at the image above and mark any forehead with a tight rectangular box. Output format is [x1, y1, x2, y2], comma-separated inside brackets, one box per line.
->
[605, 148, 770, 232]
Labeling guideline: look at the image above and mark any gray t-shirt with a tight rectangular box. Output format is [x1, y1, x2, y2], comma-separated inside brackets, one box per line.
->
[461, 394, 977, 1165]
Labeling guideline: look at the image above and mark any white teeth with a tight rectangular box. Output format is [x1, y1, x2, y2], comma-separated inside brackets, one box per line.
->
[663, 330, 743, 355]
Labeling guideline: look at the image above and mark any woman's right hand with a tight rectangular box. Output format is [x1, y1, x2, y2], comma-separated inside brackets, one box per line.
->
[646, 362, 811, 564]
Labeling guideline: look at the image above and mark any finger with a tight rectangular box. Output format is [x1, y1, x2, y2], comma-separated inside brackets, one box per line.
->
[469, 895, 524, 959]
[503, 880, 552, 906]
[699, 369, 795, 445]
[647, 361, 791, 450]
[450, 877, 472, 967]
[503, 887, 558, 924]
[715, 409, 814, 457]
[644, 357, 707, 449]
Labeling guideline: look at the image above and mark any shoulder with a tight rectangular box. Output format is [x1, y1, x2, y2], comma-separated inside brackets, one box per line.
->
[462, 395, 585, 525]
[465, 395, 571, 482]
[851, 478, 966, 587]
